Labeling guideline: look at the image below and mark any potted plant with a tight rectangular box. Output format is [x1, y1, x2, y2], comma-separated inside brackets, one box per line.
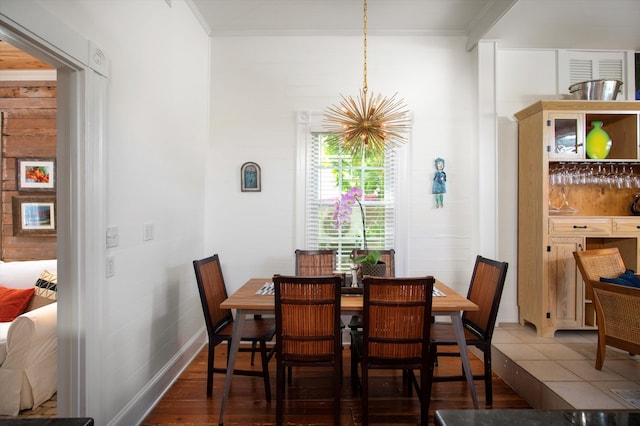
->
[334, 187, 386, 279]
[352, 250, 386, 278]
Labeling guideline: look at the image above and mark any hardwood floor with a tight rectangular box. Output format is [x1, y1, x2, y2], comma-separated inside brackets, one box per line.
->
[141, 344, 531, 425]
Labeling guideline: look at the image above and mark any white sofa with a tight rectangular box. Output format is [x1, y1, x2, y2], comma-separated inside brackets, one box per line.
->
[0, 259, 57, 416]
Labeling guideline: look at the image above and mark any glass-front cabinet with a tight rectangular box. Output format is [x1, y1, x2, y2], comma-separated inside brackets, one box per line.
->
[515, 100, 640, 337]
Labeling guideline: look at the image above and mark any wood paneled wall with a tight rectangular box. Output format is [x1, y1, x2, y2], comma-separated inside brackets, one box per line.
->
[0, 81, 56, 261]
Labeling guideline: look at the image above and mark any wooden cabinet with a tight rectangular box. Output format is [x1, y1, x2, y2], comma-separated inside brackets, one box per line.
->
[515, 100, 640, 336]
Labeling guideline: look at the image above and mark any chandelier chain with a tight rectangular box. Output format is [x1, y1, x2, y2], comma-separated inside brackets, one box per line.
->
[322, 0, 410, 157]
[363, 0, 368, 94]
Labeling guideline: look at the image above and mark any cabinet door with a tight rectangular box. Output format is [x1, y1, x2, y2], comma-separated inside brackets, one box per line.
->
[547, 236, 584, 328]
[547, 113, 585, 160]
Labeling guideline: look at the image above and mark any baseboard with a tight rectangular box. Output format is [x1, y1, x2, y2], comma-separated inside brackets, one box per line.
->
[107, 328, 207, 426]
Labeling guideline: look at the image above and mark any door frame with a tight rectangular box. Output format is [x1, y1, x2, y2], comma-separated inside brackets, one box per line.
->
[0, 2, 107, 419]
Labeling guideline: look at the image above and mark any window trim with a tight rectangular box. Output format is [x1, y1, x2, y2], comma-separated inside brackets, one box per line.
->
[295, 111, 410, 275]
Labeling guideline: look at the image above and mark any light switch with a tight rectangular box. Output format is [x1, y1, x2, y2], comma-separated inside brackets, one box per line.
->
[106, 226, 119, 248]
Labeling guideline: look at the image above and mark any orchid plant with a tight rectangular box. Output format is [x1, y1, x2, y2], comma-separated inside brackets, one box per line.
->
[333, 186, 381, 265]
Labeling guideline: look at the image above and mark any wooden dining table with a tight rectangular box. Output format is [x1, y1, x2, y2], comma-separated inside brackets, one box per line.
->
[217, 277, 479, 425]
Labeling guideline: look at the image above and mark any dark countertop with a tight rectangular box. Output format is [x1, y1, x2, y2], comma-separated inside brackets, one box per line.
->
[0, 419, 93, 426]
[434, 409, 640, 426]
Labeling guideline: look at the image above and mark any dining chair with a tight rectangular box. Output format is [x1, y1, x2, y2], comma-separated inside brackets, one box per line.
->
[351, 276, 436, 426]
[294, 249, 336, 276]
[430, 255, 508, 406]
[273, 274, 343, 426]
[193, 254, 275, 400]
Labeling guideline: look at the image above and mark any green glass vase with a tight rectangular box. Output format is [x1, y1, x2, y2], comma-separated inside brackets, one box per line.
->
[585, 121, 612, 159]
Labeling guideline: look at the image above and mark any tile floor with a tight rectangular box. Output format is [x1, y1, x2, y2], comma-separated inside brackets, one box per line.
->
[491, 322, 640, 410]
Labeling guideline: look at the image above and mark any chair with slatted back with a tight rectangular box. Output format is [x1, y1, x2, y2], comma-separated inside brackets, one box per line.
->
[351, 276, 436, 426]
[273, 274, 343, 425]
[430, 255, 508, 406]
[294, 249, 336, 276]
[193, 254, 275, 400]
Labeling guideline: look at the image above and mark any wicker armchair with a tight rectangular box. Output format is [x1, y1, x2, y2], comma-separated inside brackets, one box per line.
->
[573, 248, 626, 298]
[590, 281, 640, 370]
[574, 248, 640, 369]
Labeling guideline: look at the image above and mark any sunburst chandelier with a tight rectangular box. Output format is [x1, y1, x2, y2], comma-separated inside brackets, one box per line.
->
[323, 0, 411, 157]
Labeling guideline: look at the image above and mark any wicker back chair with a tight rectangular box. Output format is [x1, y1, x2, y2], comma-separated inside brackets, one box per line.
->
[352, 248, 396, 277]
[590, 281, 640, 370]
[430, 255, 509, 406]
[351, 276, 436, 426]
[574, 248, 626, 299]
[193, 254, 275, 399]
[273, 274, 343, 425]
[294, 249, 336, 276]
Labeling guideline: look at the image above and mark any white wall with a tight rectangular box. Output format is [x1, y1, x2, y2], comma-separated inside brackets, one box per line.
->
[494, 47, 635, 326]
[207, 35, 484, 299]
[1, 0, 210, 424]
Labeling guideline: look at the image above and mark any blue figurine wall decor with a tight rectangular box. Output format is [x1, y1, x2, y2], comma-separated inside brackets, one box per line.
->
[432, 157, 446, 208]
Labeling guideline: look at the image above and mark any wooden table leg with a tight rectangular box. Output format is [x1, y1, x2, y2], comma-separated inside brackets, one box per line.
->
[450, 311, 479, 409]
[218, 309, 246, 425]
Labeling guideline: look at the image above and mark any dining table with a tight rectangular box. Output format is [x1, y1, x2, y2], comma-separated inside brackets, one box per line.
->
[217, 277, 479, 425]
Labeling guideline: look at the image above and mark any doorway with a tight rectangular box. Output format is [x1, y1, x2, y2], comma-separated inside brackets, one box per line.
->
[0, 13, 107, 419]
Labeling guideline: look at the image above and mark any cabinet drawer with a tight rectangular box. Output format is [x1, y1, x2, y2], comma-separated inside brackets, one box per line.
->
[548, 218, 611, 235]
[612, 218, 640, 234]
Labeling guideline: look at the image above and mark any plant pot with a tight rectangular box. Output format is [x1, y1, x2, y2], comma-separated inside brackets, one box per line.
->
[360, 262, 386, 277]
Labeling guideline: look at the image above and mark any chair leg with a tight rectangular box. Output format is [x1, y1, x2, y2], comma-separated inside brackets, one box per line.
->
[483, 346, 492, 406]
[350, 341, 359, 394]
[334, 359, 341, 425]
[251, 341, 257, 366]
[420, 345, 437, 426]
[276, 359, 285, 426]
[362, 364, 369, 426]
[207, 343, 215, 397]
[259, 339, 272, 402]
[595, 336, 606, 370]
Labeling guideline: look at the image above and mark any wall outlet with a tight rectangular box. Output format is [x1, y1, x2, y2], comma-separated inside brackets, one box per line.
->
[106, 256, 115, 278]
[143, 223, 155, 241]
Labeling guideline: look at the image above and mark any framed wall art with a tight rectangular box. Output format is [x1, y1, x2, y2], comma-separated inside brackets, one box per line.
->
[241, 161, 261, 192]
[17, 158, 56, 191]
[12, 196, 56, 236]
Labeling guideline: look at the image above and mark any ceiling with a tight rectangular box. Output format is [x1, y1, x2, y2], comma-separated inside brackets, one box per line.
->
[191, 0, 640, 51]
[0, 40, 52, 70]
[2, 0, 638, 70]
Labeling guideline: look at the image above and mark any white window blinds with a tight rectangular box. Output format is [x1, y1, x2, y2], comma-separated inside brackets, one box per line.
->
[304, 133, 396, 271]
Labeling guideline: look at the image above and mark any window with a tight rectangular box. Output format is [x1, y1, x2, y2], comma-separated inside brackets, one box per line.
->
[297, 113, 400, 271]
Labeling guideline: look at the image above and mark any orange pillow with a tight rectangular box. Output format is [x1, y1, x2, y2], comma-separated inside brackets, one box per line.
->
[0, 286, 35, 322]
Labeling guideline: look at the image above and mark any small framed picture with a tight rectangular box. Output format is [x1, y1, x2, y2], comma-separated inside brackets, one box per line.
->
[17, 158, 56, 191]
[241, 162, 261, 192]
[12, 196, 56, 236]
